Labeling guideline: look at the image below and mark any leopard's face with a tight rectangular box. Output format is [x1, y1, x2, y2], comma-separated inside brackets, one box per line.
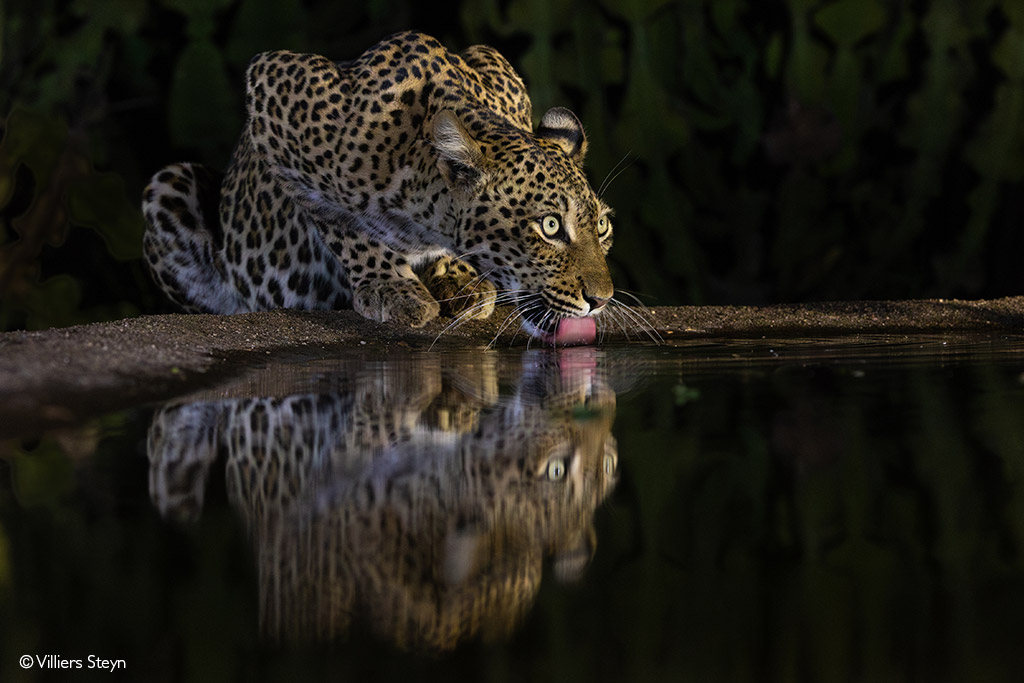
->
[433, 107, 615, 339]
[462, 144, 614, 337]
[146, 352, 619, 650]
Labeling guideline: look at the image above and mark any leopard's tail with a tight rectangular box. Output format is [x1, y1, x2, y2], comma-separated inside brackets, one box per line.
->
[147, 402, 223, 522]
[142, 163, 248, 313]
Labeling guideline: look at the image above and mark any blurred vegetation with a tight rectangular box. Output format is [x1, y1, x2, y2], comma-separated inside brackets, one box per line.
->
[2, 0, 1024, 330]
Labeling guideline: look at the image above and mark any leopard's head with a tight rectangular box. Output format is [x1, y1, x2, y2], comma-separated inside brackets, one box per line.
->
[433, 107, 614, 340]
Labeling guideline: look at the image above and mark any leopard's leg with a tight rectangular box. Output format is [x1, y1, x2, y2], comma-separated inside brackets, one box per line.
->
[142, 163, 249, 313]
[420, 256, 497, 320]
[323, 228, 440, 327]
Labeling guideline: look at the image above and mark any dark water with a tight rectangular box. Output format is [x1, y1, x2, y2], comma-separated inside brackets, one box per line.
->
[3, 335, 1024, 682]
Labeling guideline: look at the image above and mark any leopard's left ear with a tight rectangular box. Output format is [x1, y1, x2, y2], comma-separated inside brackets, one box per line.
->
[538, 107, 588, 167]
[432, 109, 488, 193]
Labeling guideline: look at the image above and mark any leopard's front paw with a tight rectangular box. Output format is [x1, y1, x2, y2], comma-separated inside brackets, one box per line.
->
[352, 277, 440, 327]
[422, 256, 497, 320]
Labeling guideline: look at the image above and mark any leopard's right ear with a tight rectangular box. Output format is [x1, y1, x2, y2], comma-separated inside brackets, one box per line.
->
[432, 110, 488, 193]
[538, 107, 588, 167]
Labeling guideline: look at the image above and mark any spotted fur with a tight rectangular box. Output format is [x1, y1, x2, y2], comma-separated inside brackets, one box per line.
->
[147, 355, 618, 649]
[142, 32, 614, 337]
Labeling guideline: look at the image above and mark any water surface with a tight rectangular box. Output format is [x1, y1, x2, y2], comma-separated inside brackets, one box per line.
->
[2, 335, 1024, 681]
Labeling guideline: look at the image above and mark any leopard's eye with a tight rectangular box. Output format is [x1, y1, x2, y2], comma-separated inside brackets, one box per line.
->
[597, 215, 612, 238]
[546, 457, 567, 481]
[540, 214, 562, 238]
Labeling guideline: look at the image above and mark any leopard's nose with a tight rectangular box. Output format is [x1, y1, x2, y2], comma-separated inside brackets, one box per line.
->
[583, 292, 610, 313]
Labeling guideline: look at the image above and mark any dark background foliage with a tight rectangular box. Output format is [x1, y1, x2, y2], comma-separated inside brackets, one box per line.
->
[2, 0, 1023, 330]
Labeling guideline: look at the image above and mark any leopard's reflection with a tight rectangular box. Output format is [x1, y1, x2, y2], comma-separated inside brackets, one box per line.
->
[147, 349, 617, 651]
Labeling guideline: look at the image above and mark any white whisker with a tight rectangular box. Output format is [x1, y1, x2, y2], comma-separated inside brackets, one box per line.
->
[490, 294, 541, 349]
[430, 286, 520, 349]
[598, 151, 635, 198]
[607, 298, 663, 344]
[612, 288, 655, 306]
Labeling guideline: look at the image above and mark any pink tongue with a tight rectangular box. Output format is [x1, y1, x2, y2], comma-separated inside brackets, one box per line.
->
[553, 317, 597, 345]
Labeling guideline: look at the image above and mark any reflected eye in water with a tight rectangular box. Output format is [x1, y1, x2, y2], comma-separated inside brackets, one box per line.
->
[146, 351, 621, 652]
[546, 456, 568, 481]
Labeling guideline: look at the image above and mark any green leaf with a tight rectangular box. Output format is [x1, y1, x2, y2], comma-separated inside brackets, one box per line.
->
[673, 383, 701, 405]
[225, 0, 306, 68]
[787, 34, 829, 104]
[0, 0, 6, 70]
[1006, 1, 1024, 26]
[169, 40, 239, 160]
[72, 0, 147, 35]
[161, 0, 232, 20]
[67, 172, 145, 261]
[876, 10, 914, 83]
[964, 83, 1024, 181]
[815, 0, 888, 48]
[992, 27, 1024, 81]
[765, 33, 784, 79]
[11, 442, 76, 508]
[0, 520, 10, 592]
[20, 275, 84, 330]
[0, 108, 68, 209]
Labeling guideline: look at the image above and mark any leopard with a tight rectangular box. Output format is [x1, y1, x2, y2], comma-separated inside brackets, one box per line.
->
[147, 350, 619, 650]
[142, 31, 616, 342]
